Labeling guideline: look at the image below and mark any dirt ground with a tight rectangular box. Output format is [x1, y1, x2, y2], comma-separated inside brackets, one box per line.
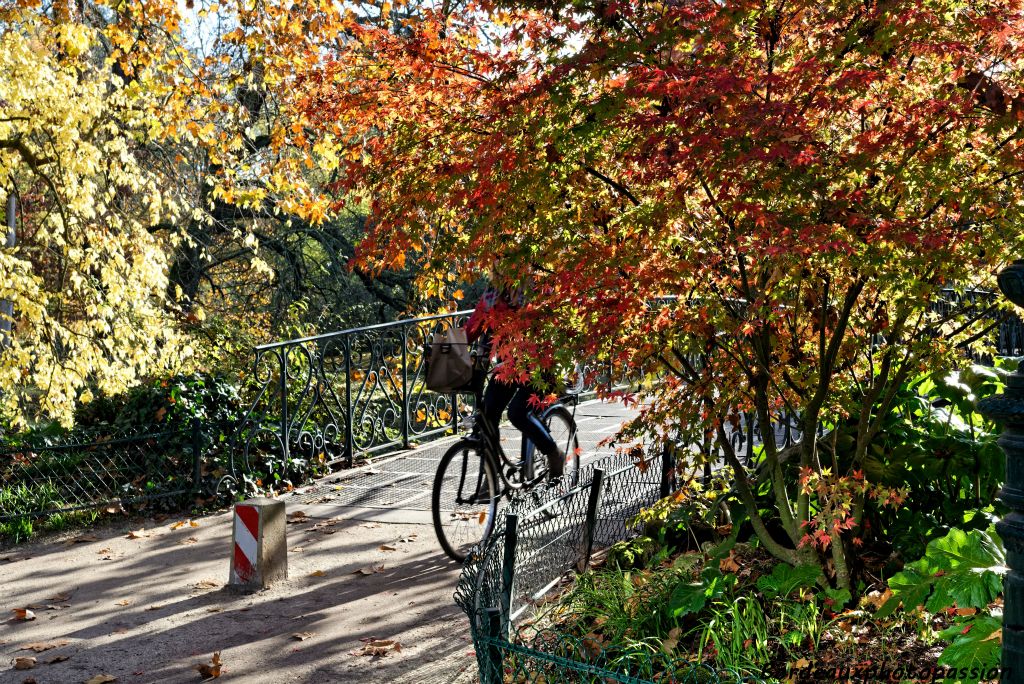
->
[0, 500, 480, 684]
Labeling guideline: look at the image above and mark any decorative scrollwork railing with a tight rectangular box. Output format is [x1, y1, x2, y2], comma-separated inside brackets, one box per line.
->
[227, 310, 473, 484]
[225, 290, 1024, 489]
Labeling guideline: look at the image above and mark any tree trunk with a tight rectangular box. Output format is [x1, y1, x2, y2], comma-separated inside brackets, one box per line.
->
[0, 194, 15, 349]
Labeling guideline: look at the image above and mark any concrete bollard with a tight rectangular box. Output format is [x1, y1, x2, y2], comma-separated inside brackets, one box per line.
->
[229, 497, 287, 590]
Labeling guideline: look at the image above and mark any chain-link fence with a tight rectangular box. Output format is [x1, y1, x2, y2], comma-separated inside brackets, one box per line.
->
[455, 445, 763, 683]
[1, 423, 202, 535]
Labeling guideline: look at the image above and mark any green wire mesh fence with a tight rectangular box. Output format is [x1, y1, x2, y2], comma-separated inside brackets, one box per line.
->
[1, 422, 203, 528]
[455, 445, 766, 683]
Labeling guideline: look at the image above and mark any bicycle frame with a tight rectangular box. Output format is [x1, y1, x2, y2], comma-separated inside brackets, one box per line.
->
[465, 382, 579, 497]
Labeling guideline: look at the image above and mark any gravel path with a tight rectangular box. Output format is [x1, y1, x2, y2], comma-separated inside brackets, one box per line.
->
[0, 502, 480, 684]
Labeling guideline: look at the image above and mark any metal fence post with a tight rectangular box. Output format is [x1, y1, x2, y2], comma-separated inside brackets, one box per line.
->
[659, 443, 675, 499]
[344, 335, 354, 467]
[451, 392, 459, 435]
[500, 514, 518, 625]
[583, 469, 605, 570]
[485, 607, 504, 684]
[401, 324, 410, 449]
[191, 418, 202, 493]
[279, 348, 289, 462]
[978, 259, 1024, 684]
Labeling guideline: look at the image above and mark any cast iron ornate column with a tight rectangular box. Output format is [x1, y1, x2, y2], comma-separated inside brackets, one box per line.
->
[979, 259, 1024, 683]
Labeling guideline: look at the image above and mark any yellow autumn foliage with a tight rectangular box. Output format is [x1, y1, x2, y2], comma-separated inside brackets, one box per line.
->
[0, 14, 191, 428]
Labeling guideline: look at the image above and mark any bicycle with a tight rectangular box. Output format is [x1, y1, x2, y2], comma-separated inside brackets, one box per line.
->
[431, 361, 582, 563]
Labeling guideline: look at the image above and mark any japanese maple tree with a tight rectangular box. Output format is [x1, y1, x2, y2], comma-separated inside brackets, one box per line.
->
[297, 0, 1024, 589]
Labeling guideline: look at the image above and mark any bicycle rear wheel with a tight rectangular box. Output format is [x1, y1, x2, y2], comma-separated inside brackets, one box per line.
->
[432, 440, 499, 563]
[542, 405, 581, 487]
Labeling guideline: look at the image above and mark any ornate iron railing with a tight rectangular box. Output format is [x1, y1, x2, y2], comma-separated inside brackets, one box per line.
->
[226, 310, 475, 485]
[222, 292, 1024, 489]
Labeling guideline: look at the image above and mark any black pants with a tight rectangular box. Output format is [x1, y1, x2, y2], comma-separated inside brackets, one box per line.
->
[483, 379, 563, 478]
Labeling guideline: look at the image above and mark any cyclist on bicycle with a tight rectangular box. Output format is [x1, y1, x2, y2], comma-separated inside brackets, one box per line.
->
[465, 285, 566, 481]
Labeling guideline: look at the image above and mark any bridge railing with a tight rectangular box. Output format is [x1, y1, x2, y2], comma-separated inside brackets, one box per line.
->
[223, 289, 1024, 488]
[226, 310, 475, 484]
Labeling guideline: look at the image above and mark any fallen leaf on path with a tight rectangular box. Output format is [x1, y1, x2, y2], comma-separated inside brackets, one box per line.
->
[287, 511, 308, 523]
[97, 548, 112, 555]
[291, 547, 304, 553]
[292, 632, 316, 641]
[13, 656, 36, 669]
[379, 544, 397, 552]
[11, 609, 35, 621]
[23, 677, 38, 684]
[355, 639, 401, 657]
[308, 570, 326, 577]
[169, 520, 199, 530]
[19, 640, 69, 652]
[205, 608, 222, 613]
[126, 529, 149, 540]
[47, 655, 70, 664]
[193, 580, 219, 591]
[146, 605, 165, 611]
[178, 537, 199, 546]
[85, 675, 117, 684]
[353, 564, 385, 576]
[44, 605, 69, 611]
[193, 651, 222, 679]
[111, 628, 128, 635]
[115, 600, 132, 607]
[396, 534, 417, 543]
[66, 534, 100, 545]
[45, 592, 73, 602]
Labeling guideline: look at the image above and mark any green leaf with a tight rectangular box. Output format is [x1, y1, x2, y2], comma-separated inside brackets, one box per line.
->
[669, 567, 724, 618]
[669, 579, 711, 617]
[937, 616, 1002, 673]
[880, 527, 1005, 617]
[930, 527, 1003, 571]
[824, 587, 852, 608]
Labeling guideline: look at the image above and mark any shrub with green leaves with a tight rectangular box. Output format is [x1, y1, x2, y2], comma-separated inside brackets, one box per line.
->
[847, 366, 1007, 562]
[879, 527, 1005, 672]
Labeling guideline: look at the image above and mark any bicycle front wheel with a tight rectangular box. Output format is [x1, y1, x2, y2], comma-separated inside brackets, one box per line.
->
[543, 405, 581, 487]
[432, 440, 499, 563]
